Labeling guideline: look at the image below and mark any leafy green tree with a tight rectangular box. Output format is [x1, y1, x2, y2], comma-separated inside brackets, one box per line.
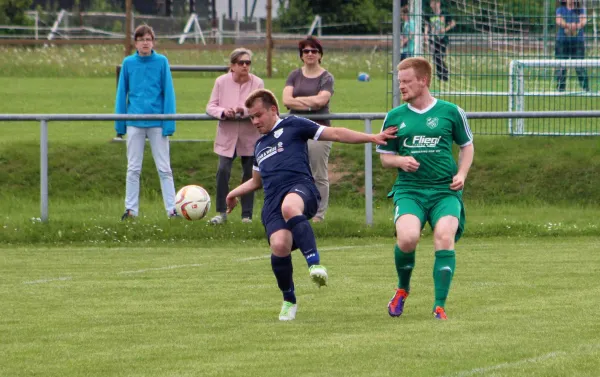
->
[276, 0, 313, 32]
[277, 0, 389, 34]
[0, 0, 33, 25]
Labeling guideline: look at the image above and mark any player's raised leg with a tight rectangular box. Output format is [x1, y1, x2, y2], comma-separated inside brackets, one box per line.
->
[282, 190, 327, 287]
[269, 229, 297, 320]
[388, 211, 421, 317]
[432, 215, 459, 320]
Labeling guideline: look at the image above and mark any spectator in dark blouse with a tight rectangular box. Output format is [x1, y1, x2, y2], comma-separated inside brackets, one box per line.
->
[282, 37, 335, 223]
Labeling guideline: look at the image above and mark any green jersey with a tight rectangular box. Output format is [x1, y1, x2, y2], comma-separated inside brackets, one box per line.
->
[376, 99, 473, 189]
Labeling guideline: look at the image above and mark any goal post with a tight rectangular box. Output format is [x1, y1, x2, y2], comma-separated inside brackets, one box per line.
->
[508, 59, 600, 135]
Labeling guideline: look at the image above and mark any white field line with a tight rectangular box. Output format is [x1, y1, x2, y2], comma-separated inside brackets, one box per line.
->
[236, 255, 271, 262]
[118, 263, 202, 275]
[442, 351, 566, 377]
[23, 276, 72, 285]
[23, 264, 204, 283]
[235, 244, 388, 262]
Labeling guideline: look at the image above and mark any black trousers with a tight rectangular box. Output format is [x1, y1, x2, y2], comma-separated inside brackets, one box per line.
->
[430, 37, 449, 81]
[215, 154, 254, 218]
[555, 39, 589, 91]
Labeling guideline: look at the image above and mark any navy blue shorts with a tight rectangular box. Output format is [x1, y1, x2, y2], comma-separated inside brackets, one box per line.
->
[262, 182, 320, 244]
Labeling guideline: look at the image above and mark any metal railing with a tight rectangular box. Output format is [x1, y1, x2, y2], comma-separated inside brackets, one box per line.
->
[1, 111, 600, 224]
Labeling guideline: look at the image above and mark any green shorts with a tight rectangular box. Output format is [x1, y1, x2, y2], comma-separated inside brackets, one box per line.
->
[389, 188, 466, 242]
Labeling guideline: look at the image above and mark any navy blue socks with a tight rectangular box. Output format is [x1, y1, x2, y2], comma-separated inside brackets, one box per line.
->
[271, 254, 296, 304]
[286, 215, 320, 267]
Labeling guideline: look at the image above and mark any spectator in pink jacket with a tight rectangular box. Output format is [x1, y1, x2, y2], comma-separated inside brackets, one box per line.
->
[206, 48, 264, 224]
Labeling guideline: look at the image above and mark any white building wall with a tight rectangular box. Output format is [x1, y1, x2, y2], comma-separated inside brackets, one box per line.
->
[215, 0, 280, 20]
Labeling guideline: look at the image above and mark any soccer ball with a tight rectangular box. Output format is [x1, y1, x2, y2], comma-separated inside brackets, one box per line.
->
[357, 72, 370, 82]
[175, 185, 211, 221]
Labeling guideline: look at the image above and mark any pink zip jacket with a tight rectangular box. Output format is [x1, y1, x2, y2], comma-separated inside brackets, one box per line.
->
[206, 72, 264, 157]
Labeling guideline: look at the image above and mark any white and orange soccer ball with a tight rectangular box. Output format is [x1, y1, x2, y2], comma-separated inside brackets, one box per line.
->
[175, 185, 211, 221]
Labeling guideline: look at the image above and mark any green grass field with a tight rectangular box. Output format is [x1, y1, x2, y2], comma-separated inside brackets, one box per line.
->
[2, 237, 600, 377]
[1, 49, 600, 376]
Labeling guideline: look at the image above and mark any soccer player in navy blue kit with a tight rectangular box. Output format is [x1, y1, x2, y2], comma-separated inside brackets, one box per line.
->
[226, 89, 397, 321]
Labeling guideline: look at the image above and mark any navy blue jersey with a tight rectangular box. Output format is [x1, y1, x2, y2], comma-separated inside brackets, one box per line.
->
[253, 116, 325, 199]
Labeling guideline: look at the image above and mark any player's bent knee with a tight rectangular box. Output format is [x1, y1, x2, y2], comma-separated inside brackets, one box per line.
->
[397, 237, 419, 252]
[433, 231, 455, 249]
[281, 196, 304, 220]
[281, 206, 301, 221]
[395, 222, 421, 251]
[269, 233, 292, 257]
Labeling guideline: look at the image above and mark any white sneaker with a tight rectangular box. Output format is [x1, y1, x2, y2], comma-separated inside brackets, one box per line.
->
[309, 264, 328, 287]
[279, 301, 297, 321]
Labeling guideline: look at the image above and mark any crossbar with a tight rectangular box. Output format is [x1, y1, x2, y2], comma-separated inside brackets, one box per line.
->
[508, 59, 600, 134]
[512, 59, 600, 68]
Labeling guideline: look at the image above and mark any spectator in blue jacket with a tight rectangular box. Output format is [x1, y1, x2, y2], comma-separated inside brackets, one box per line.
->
[115, 24, 177, 220]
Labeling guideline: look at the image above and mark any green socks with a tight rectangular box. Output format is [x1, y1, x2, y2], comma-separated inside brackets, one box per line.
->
[394, 247, 456, 309]
[394, 245, 415, 291]
[433, 249, 456, 309]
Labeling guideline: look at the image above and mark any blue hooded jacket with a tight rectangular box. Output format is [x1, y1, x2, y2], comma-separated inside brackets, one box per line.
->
[114, 51, 176, 136]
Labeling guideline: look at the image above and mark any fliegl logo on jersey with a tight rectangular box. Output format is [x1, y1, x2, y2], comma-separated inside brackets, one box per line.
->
[403, 135, 442, 149]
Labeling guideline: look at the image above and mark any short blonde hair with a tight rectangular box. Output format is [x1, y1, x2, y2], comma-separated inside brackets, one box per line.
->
[245, 89, 280, 113]
[397, 57, 432, 86]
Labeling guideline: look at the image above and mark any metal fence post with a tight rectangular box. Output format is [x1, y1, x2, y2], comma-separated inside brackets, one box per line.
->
[40, 119, 49, 222]
[364, 118, 373, 226]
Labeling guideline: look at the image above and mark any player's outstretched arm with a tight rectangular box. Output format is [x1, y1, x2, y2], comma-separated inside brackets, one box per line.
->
[226, 170, 262, 213]
[319, 126, 397, 145]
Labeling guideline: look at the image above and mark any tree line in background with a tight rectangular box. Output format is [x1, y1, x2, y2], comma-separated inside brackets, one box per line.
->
[277, 0, 394, 34]
[1, 0, 557, 34]
[278, 0, 555, 35]
[1, 0, 32, 24]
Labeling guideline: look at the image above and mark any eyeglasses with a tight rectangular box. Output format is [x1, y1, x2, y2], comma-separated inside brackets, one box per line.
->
[136, 38, 153, 43]
[236, 60, 252, 66]
[302, 48, 320, 55]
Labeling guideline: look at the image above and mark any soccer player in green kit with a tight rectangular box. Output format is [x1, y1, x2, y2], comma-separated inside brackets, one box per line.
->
[376, 57, 474, 320]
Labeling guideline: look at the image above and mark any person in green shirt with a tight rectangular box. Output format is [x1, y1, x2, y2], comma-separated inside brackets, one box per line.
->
[401, 7, 415, 61]
[377, 57, 474, 320]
